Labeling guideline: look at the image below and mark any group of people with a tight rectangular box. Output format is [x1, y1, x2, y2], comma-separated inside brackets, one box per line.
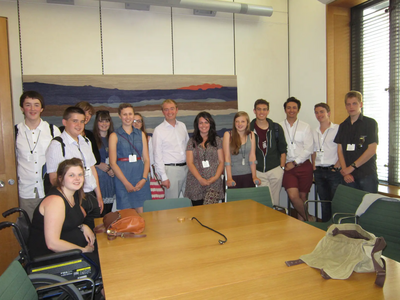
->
[15, 89, 378, 261]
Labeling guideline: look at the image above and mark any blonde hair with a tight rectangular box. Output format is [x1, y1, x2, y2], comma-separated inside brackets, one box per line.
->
[230, 111, 251, 155]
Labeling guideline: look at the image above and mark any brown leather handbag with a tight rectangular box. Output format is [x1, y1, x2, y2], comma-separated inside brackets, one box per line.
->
[95, 209, 146, 240]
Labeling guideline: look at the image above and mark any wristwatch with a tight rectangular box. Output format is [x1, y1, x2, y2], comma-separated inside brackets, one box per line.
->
[351, 162, 358, 169]
[281, 166, 285, 170]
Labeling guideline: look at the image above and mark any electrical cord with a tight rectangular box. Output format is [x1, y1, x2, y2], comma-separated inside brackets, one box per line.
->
[191, 217, 227, 245]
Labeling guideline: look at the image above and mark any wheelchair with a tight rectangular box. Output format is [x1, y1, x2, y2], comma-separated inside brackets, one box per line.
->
[0, 207, 102, 300]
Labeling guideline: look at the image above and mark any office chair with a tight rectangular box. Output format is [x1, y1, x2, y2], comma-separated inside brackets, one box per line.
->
[226, 186, 287, 213]
[143, 198, 192, 212]
[358, 198, 400, 262]
[304, 184, 368, 230]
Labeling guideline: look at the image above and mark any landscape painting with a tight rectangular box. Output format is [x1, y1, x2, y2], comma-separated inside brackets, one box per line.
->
[22, 75, 238, 136]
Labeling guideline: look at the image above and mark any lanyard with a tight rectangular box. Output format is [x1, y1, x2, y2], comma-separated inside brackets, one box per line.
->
[75, 143, 87, 169]
[117, 132, 142, 158]
[318, 127, 331, 151]
[240, 136, 247, 161]
[24, 129, 41, 154]
[285, 119, 299, 145]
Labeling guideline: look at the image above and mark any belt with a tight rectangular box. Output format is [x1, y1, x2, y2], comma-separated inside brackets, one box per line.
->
[118, 157, 142, 161]
[316, 165, 335, 170]
[165, 163, 187, 166]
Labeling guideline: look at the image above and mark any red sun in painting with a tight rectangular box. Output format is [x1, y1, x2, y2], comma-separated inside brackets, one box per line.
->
[178, 83, 223, 90]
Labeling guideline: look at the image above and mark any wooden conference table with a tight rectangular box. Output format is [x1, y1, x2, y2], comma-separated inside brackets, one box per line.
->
[95, 200, 400, 299]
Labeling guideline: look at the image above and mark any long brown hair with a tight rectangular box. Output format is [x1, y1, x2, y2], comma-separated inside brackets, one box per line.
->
[56, 158, 85, 204]
[93, 110, 114, 149]
[230, 111, 251, 155]
[134, 112, 150, 142]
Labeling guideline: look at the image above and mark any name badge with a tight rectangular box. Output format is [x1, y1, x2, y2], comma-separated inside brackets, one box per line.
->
[316, 151, 324, 159]
[202, 160, 210, 168]
[346, 144, 356, 151]
[242, 158, 246, 166]
[85, 168, 92, 178]
[288, 148, 295, 158]
[129, 154, 137, 163]
[105, 157, 110, 165]
[288, 143, 297, 150]
[27, 153, 38, 162]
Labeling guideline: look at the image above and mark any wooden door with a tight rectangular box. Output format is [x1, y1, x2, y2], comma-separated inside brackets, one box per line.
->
[0, 16, 20, 273]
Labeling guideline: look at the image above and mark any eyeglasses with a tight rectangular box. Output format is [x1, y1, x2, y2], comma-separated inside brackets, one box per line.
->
[133, 119, 142, 124]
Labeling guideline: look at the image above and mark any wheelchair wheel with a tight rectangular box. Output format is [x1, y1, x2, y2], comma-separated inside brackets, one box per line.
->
[29, 273, 84, 300]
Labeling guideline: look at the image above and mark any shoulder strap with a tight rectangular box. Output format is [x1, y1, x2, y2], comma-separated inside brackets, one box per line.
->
[53, 136, 65, 157]
[49, 124, 55, 138]
[14, 124, 18, 140]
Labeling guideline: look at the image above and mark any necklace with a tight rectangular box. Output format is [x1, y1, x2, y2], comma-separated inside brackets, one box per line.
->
[58, 188, 74, 207]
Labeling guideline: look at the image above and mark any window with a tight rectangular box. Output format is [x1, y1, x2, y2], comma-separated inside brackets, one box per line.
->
[351, 0, 400, 185]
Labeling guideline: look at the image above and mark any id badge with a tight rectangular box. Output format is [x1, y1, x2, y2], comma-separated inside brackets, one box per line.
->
[346, 144, 356, 151]
[85, 168, 92, 178]
[27, 153, 34, 162]
[202, 160, 210, 168]
[129, 154, 137, 163]
[316, 151, 324, 159]
[288, 148, 295, 158]
[288, 143, 297, 150]
[105, 157, 110, 164]
[242, 158, 246, 166]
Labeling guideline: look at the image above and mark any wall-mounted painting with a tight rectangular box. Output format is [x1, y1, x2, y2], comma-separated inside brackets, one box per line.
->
[22, 75, 238, 137]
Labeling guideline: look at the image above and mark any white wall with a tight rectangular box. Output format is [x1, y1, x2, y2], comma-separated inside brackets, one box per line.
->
[0, 0, 325, 128]
[288, 0, 326, 129]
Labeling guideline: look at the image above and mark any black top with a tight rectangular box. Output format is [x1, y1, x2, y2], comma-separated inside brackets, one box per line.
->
[334, 114, 378, 178]
[28, 187, 87, 258]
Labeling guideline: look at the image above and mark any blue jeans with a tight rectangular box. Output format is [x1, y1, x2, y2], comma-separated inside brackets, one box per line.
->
[314, 168, 342, 222]
[342, 172, 378, 193]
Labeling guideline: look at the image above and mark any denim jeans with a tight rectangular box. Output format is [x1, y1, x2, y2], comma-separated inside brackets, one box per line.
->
[314, 168, 342, 222]
[342, 172, 378, 193]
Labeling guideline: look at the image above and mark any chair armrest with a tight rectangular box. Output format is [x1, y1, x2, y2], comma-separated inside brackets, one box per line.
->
[273, 205, 288, 214]
[332, 212, 357, 224]
[338, 215, 359, 224]
[32, 249, 83, 263]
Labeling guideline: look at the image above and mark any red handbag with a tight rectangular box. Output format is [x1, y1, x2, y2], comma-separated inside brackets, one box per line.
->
[94, 209, 146, 240]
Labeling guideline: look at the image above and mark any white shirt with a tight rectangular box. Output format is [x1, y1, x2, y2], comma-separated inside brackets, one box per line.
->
[16, 120, 61, 198]
[152, 119, 189, 181]
[280, 119, 313, 164]
[313, 122, 339, 167]
[46, 131, 97, 193]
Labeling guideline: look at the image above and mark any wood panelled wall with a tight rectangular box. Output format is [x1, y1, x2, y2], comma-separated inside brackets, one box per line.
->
[327, 0, 366, 124]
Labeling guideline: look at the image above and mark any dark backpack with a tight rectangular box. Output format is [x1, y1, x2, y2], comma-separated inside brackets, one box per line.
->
[43, 136, 65, 195]
[14, 123, 56, 140]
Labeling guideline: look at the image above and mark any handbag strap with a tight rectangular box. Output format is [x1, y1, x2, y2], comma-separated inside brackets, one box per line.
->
[93, 223, 147, 240]
[371, 237, 386, 287]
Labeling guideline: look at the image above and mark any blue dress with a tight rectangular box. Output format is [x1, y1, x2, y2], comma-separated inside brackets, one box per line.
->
[97, 137, 116, 204]
[114, 127, 151, 209]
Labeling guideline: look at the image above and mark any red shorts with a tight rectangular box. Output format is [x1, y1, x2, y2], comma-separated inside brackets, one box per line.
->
[282, 160, 313, 193]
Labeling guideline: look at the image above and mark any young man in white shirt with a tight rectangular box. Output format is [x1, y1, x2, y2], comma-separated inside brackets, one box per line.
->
[153, 99, 189, 199]
[280, 97, 314, 221]
[46, 107, 103, 229]
[15, 91, 61, 220]
[312, 103, 341, 222]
